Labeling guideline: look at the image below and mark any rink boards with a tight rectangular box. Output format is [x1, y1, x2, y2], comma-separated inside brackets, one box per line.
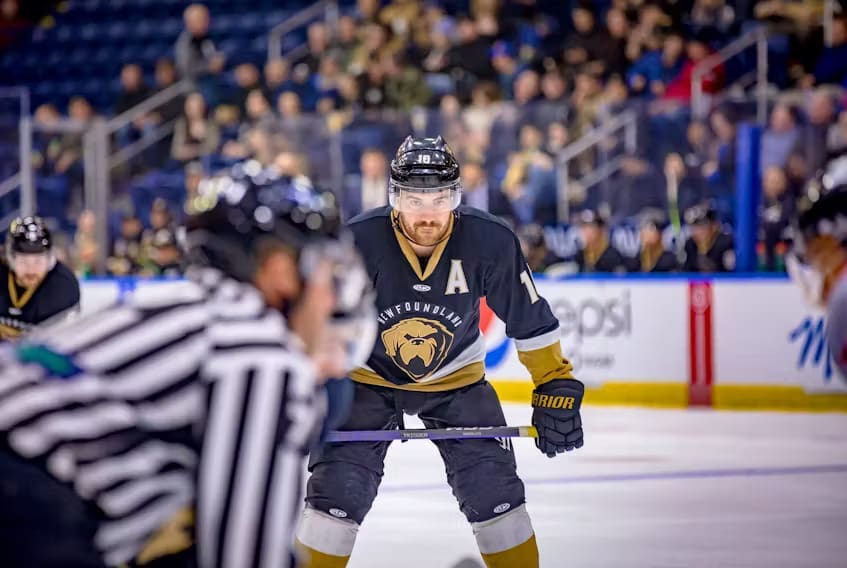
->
[77, 275, 847, 412]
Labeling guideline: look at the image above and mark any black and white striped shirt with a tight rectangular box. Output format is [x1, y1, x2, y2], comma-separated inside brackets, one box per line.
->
[0, 267, 321, 568]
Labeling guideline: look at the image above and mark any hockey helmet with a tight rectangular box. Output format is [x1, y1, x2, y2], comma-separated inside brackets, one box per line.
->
[184, 161, 344, 282]
[786, 153, 847, 305]
[5, 216, 56, 274]
[184, 161, 376, 369]
[795, 155, 847, 250]
[388, 136, 462, 213]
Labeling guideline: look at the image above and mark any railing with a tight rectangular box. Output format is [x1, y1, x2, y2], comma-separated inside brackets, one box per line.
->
[104, 79, 193, 176]
[72, 78, 194, 273]
[0, 87, 31, 217]
[15, 118, 92, 219]
[555, 109, 638, 223]
[18, 116, 33, 217]
[692, 27, 769, 124]
[824, 0, 836, 47]
[83, 119, 111, 275]
[267, 0, 339, 63]
[0, 86, 30, 121]
[107, 79, 192, 134]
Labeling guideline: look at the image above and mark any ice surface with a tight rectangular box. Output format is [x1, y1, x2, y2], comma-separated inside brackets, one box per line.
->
[341, 405, 847, 568]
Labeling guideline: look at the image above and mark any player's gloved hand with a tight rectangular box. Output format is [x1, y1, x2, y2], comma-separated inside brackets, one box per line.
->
[531, 378, 584, 458]
[305, 377, 356, 451]
[317, 377, 355, 444]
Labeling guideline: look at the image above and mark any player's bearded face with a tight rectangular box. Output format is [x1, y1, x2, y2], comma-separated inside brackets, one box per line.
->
[397, 191, 453, 246]
[400, 212, 451, 245]
[12, 253, 50, 287]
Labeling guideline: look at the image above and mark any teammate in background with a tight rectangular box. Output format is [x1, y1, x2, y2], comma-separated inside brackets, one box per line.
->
[788, 154, 847, 378]
[145, 227, 183, 277]
[0, 169, 375, 568]
[628, 209, 679, 273]
[574, 209, 628, 273]
[296, 137, 584, 568]
[682, 202, 736, 272]
[0, 216, 79, 340]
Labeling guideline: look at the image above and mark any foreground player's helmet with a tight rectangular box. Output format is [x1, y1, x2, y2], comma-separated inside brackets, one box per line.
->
[184, 161, 376, 367]
[388, 136, 462, 213]
[787, 153, 847, 305]
[5, 216, 56, 273]
[184, 163, 344, 282]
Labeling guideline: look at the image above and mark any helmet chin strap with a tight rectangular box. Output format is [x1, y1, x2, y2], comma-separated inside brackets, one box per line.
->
[392, 211, 457, 248]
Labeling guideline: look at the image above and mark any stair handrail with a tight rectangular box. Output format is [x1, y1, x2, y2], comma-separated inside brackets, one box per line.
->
[267, 0, 339, 62]
[691, 27, 769, 123]
[106, 79, 193, 134]
[556, 109, 639, 223]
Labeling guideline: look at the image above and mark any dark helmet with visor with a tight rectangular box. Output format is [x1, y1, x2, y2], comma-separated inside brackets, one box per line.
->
[5, 216, 56, 274]
[388, 136, 462, 213]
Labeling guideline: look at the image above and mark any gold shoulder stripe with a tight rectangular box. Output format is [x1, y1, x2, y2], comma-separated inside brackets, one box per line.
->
[390, 212, 454, 281]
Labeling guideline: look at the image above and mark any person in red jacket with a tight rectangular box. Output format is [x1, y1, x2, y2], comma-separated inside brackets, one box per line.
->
[664, 35, 725, 101]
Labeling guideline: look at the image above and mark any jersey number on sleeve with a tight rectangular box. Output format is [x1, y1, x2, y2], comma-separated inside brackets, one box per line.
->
[519, 269, 540, 304]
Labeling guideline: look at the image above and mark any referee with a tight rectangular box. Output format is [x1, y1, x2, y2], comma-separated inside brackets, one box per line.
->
[0, 168, 375, 568]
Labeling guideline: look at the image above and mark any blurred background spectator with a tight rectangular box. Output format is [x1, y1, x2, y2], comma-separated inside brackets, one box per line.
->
[629, 209, 679, 273]
[574, 209, 627, 274]
[1, 0, 846, 276]
[175, 3, 226, 103]
[682, 202, 736, 272]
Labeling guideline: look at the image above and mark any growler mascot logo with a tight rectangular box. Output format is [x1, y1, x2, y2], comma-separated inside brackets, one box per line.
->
[381, 317, 454, 381]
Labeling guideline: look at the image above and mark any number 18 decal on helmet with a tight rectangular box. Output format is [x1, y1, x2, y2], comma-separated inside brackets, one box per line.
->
[388, 136, 462, 213]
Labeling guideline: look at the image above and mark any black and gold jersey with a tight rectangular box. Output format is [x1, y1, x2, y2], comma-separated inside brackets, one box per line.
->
[0, 261, 79, 340]
[348, 205, 573, 392]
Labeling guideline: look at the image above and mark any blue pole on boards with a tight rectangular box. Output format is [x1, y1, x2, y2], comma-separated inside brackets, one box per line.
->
[734, 123, 762, 273]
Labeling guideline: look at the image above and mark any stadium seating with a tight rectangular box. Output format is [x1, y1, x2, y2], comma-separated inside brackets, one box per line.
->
[0, 0, 329, 111]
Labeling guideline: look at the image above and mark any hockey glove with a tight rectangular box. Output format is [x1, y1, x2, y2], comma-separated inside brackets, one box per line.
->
[531, 379, 584, 458]
[305, 378, 356, 451]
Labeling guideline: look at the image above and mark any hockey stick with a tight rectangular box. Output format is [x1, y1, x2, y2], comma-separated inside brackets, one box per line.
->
[325, 425, 538, 442]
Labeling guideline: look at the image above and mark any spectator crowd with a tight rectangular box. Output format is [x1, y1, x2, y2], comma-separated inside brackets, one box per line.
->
[4, 0, 847, 277]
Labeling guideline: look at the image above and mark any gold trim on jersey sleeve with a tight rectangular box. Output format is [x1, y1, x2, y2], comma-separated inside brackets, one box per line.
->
[350, 360, 485, 392]
[390, 211, 454, 281]
[517, 341, 574, 386]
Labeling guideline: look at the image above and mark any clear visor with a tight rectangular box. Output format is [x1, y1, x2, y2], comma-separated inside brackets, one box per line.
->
[389, 186, 461, 213]
[8, 251, 53, 274]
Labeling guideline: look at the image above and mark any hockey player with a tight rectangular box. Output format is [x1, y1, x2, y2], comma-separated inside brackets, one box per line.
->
[682, 202, 736, 272]
[573, 209, 628, 273]
[628, 209, 679, 273]
[296, 137, 584, 568]
[0, 216, 79, 340]
[787, 154, 847, 378]
[0, 169, 375, 568]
